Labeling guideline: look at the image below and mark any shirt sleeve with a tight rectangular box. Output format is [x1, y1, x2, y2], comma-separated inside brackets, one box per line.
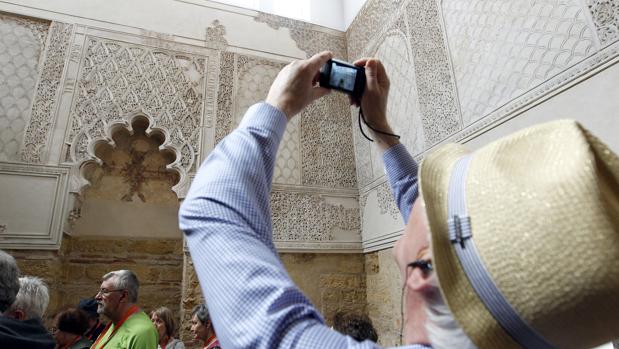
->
[382, 143, 419, 223]
[179, 103, 383, 349]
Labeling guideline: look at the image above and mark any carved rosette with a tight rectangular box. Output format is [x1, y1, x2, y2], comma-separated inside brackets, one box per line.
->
[21, 22, 72, 163]
[254, 12, 347, 59]
[65, 37, 207, 195]
[206, 20, 228, 50]
[271, 191, 360, 242]
[589, 0, 619, 46]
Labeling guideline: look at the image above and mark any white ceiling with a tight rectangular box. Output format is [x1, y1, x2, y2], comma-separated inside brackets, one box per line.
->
[210, 0, 367, 31]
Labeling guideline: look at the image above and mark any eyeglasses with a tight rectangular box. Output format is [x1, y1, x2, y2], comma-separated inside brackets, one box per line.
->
[407, 259, 433, 273]
[96, 288, 125, 296]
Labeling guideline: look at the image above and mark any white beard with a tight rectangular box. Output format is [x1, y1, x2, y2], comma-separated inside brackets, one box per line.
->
[424, 288, 477, 349]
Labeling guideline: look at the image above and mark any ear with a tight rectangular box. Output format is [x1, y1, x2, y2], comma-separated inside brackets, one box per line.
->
[119, 289, 129, 303]
[407, 267, 433, 293]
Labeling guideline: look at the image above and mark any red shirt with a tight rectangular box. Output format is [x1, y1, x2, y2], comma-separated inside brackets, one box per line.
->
[204, 335, 221, 349]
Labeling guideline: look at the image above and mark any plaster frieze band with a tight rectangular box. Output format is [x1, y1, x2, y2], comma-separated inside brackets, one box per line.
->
[254, 12, 347, 59]
[271, 190, 360, 243]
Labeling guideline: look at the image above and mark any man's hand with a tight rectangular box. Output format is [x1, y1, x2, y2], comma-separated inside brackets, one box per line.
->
[266, 51, 333, 120]
[351, 58, 399, 150]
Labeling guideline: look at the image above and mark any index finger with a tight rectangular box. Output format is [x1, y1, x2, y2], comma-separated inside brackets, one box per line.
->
[306, 51, 333, 70]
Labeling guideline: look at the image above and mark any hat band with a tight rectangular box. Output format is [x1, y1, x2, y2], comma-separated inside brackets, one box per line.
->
[447, 154, 556, 349]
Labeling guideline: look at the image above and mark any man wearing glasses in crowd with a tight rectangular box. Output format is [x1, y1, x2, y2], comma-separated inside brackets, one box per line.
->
[92, 270, 157, 348]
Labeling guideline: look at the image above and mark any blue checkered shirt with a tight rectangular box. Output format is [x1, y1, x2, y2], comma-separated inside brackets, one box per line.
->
[180, 102, 423, 349]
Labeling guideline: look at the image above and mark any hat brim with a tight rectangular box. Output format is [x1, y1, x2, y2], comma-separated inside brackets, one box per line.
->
[419, 120, 619, 349]
[420, 143, 521, 349]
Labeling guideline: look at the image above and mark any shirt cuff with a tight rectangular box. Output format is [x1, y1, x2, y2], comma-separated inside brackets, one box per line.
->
[383, 143, 418, 179]
[239, 102, 288, 141]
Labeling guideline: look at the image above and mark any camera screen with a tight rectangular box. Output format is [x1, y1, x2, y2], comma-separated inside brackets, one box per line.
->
[329, 63, 357, 92]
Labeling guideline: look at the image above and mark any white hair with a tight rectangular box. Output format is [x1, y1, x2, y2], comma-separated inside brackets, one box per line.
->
[8, 276, 49, 319]
[102, 270, 139, 303]
[424, 287, 477, 349]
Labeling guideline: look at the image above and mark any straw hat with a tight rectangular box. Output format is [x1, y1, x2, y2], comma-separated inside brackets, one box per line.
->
[420, 120, 619, 349]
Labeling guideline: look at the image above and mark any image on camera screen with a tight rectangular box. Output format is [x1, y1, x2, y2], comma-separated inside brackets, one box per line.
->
[329, 63, 356, 92]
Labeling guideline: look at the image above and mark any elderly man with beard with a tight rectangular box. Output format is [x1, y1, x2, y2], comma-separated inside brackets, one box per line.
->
[92, 270, 157, 349]
[179, 49, 619, 349]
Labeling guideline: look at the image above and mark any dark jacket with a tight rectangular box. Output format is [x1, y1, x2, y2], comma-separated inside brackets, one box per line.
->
[68, 336, 93, 349]
[0, 315, 55, 349]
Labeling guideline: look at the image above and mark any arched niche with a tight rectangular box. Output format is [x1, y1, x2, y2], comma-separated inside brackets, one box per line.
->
[66, 113, 183, 239]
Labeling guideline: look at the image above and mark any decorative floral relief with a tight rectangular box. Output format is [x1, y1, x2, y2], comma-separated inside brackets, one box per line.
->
[300, 93, 357, 189]
[66, 37, 207, 178]
[352, 112, 374, 188]
[405, 0, 461, 146]
[19, 22, 71, 163]
[271, 191, 360, 242]
[214, 51, 235, 144]
[206, 20, 228, 50]
[346, 0, 399, 60]
[376, 181, 399, 221]
[254, 12, 347, 59]
[588, 0, 619, 46]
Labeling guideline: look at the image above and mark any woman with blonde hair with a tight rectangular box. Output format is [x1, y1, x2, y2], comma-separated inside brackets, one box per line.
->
[150, 307, 184, 349]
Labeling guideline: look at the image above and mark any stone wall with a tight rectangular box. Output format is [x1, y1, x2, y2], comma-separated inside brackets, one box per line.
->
[6, 235, 184, 329]
[179, 252, 367, 345]
[5, 249, 63, 324]
[365, 249, 402, 347]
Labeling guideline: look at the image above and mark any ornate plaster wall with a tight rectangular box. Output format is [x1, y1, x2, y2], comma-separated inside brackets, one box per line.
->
[1, 0, 618, 345]
[349, 0, 619, 250]
[0, 2, 366, 345]
[347, 0, 619, 343]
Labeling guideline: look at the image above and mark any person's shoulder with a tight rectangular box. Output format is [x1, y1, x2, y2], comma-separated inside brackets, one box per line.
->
[69, 337, 93, 349]
[125, 311, 157, 334]
[169, 338, 185, 349]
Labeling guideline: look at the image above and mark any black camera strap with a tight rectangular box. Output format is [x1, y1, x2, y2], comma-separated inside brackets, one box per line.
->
[358, 107, 401, 142]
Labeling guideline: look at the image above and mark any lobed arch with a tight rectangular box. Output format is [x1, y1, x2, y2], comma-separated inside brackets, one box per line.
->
[68, 110, 189, 199]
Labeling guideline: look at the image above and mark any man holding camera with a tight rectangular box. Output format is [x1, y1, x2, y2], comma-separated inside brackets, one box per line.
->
[179, 50, 619, 349]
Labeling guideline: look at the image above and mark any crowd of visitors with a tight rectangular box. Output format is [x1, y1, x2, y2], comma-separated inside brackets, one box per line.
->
[0, 250, 219, 349]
